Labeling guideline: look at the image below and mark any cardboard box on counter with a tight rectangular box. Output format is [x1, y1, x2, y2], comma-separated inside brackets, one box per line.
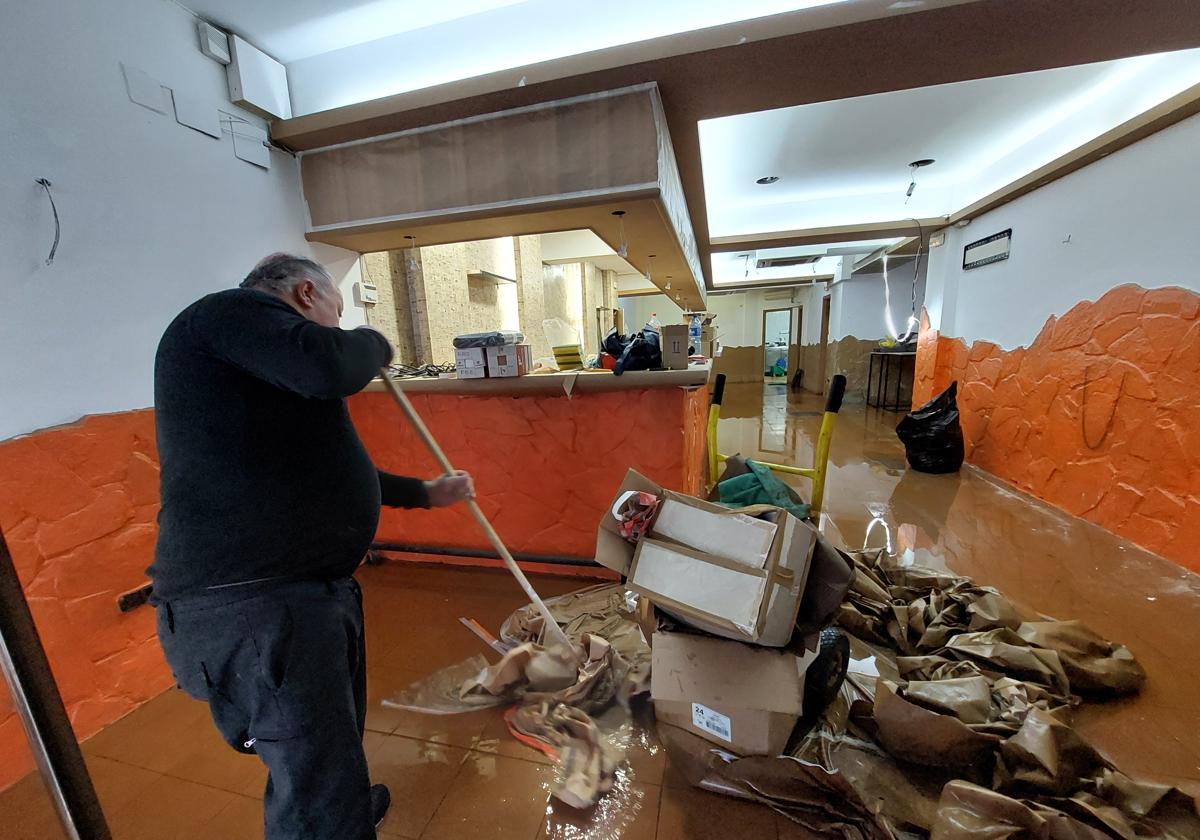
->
[595, 470, 817, 647]
[662, 325, 690, 370]
[454, 347, 488, 379]
[486, 343, 531, 377]
[651, 628, 816, 755]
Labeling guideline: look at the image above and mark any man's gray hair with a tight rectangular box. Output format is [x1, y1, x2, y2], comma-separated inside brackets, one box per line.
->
[240, 253, 334, 295]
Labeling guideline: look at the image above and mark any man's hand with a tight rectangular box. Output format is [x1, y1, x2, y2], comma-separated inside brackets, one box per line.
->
[425, 471, 475, 507]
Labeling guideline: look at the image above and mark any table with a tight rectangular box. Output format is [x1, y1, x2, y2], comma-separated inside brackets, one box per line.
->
[866, 351, 917, 411]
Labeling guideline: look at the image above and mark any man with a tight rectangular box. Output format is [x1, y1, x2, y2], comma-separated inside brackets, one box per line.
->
[149, 254, 473, 839]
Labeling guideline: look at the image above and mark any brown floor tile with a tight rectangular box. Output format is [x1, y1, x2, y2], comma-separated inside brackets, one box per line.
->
[83, 688, 210, 773]
[85, 754, 162, 819]
[538, 776, 660, 840]
[657, 784, 778, 839]
[160, 717, 268, 797]
[199, 794, 264, 840]
[364, 732, 468, 838]
[420, 750, 552, 840]
[0, 771, 73, 840]
[105, 773, 245, 840]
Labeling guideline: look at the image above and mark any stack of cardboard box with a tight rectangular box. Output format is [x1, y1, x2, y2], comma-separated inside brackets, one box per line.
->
[454, 343, 532, 379]
[594, 470, 824, 756]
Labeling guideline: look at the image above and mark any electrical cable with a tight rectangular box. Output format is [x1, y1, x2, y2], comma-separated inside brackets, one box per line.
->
[35, 179, 60, 266]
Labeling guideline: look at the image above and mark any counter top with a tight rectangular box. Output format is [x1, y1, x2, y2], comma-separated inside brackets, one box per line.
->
[363, 365, 710, 397]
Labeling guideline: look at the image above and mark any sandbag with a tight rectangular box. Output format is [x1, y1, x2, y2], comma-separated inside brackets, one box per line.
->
[896, 382, 966, 473]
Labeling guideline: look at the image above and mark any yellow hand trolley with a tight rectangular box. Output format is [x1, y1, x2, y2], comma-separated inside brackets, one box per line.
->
[706, 373, 847, 516]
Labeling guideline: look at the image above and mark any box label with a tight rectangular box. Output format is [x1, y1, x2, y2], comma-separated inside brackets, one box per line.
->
[691, 703, 732, 742]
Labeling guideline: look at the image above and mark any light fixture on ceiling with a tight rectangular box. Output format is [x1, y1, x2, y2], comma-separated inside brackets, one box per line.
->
[611, 210, 628, 258]
[647, 253, 656, 284]
[665, 275, 672, 290]
[739, 253, 752, 277]
[755, 176, 780, 185]
[403, 235, 418, 271]
[905, 159, 935, 203]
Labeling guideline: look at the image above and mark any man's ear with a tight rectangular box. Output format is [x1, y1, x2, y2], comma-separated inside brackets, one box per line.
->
[292, 279, 317, 310]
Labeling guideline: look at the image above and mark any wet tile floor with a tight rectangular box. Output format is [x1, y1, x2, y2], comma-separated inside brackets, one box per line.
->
[4, 382, 1199, 838]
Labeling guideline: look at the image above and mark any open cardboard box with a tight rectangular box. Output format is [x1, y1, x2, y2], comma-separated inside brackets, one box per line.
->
[596, 469, 817, 647]
[651, 627, 818, 755]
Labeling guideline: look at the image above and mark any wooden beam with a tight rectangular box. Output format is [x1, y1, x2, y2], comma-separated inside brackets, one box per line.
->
[709, 219, 947, 252]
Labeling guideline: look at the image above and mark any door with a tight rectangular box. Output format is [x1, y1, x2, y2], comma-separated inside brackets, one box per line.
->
[817, 295, 831, 394]
[761, 307, 794, 381]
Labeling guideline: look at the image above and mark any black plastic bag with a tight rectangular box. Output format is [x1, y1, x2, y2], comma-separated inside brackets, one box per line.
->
[613, 328, 661, 375]
[895, 382, 965, 473]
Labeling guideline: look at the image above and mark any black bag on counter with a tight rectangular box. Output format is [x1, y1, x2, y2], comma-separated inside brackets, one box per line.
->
[613, 328, 662, 376]
[896, 382, 965, 474]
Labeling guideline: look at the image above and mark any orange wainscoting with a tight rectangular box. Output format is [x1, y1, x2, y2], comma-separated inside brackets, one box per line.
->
[0, 410, 171, 791]
[348, 385, 710, 559]
[913, 284, 1200, 571]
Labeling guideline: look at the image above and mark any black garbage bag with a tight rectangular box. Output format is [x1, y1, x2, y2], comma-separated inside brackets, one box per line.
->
[896, 382, 965, 473]
[601, 327, 627, 358]
[613, 328, 661, 375]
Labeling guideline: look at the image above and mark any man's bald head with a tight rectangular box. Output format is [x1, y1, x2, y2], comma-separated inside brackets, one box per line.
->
[241, 253, 343, 328]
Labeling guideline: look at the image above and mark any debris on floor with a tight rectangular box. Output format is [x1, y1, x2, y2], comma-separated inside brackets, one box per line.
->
[663, 549, 1198, 839]
[385, 585, 650, 808]
[386, 476, 1198, 838]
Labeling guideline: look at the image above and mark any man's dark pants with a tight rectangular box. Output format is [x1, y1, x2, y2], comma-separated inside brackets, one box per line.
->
[156, 578, 374, 839]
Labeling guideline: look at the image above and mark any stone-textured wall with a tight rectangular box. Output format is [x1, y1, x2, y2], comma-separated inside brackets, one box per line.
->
[542, 263, 579, 353]
[349, 386, 708, 558]
[912, 284, 1200, 572]
[413, 240, 514, 364]
[514, 236, 549, 360]
[580, 263, 618, 354]
[361, 252, 418, 365]
[828, 336, 909, 403]
[0, 411, 173, 791]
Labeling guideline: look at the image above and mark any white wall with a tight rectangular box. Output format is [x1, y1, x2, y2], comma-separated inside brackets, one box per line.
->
[925, 112, 1200, 350]
[1, 0, 359, 440]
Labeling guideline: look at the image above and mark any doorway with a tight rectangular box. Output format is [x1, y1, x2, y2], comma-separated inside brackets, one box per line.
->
[817, 295, 832, 395]
[761, 307, 793, 382]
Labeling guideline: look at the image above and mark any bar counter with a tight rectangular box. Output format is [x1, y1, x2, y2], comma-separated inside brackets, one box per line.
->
[348, 366, 710, 567]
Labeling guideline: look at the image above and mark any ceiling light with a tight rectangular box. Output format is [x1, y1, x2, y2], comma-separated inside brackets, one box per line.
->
[755, 176, 780, 185]
[905, 159, 935, 202]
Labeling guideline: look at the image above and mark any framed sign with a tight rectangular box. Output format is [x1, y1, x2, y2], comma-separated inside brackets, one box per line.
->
[963, 228, 1012, 270]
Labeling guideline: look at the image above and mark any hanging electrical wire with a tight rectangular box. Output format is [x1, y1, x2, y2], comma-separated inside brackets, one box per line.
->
[882, 219, 924, 344]
[35, 178, 61, 266]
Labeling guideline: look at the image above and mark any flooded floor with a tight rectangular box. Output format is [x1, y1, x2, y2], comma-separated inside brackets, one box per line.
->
[3, 382, 1198, 838]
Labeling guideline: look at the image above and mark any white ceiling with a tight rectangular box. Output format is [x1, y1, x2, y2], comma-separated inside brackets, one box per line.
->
[183, 0, 530, 63]
[700, 48, 1200, 239]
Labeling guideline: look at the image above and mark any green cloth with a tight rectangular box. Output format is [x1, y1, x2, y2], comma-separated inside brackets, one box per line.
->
[716, 459, 811, 520]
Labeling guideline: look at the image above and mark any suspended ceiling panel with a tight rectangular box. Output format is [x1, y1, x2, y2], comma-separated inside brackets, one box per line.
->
[300, 83, 706, 309]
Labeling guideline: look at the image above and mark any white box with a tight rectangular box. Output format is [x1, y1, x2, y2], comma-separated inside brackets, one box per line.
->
[651, 498, 777, 570]
[486, 344, 530, 378]
[455, 347, 488, 379]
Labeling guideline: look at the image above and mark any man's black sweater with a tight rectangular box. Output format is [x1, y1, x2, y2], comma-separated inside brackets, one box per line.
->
[149, 288, 426, 600]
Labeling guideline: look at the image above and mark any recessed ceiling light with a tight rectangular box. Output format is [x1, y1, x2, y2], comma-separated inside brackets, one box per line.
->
[756, 176, 780, 185]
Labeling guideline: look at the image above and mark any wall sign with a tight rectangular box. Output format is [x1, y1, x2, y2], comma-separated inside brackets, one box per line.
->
[963, 228, 1012, 270]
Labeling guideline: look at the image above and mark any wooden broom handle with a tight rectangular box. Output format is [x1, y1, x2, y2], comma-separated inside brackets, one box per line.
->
[376, 371, 573, 651]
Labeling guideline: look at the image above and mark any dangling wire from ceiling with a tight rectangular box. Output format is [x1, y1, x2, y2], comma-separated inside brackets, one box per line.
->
[882, 219, 924, 343]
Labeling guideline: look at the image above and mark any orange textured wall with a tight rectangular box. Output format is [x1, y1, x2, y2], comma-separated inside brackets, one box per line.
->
[912, 285, 1200, 571]
[349, 386, 709, 558]
[0, 410, 173, 792]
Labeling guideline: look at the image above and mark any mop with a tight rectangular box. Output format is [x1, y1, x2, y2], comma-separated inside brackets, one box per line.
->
[376, 370, 573, 652]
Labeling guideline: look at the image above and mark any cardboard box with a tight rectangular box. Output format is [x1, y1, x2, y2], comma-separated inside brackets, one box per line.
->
[662, 325, 689, 370]
[651, 629, 816, 755]
[486, 343, 531, 377]
[454, 347, 488, 379]
[596, 470, 817, 646]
